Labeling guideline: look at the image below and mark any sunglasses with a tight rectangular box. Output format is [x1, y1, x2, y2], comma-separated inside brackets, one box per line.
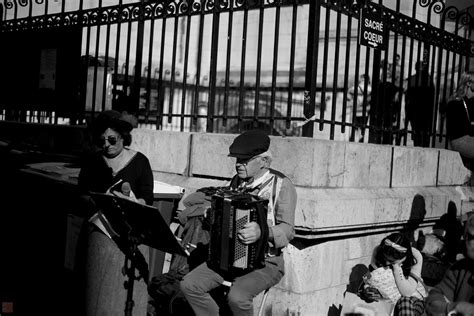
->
[98, 135, 120, 146]
[236, 156, 259, 165]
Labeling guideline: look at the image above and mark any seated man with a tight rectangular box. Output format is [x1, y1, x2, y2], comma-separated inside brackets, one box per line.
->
[425, 215, 474, 315]
[180, 129, 297, 316]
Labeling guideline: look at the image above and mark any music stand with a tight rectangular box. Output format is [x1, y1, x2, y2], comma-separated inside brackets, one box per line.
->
[89, 192, 188, 316]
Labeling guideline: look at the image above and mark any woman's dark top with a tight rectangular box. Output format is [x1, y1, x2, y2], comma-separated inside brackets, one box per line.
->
[78, 150, 154, 205]
[446, 97, 474, 170]
[446, 97, 474, 141]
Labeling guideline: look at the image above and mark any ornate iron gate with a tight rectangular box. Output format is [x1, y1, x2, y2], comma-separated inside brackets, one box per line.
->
[0, 0, 473, 147]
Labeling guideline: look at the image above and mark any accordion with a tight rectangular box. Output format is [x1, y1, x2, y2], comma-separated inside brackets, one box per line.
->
[207, 189, 269, 277]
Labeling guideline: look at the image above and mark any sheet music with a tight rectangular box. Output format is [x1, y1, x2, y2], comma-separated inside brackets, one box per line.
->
[153, 180, 185, 194]
[88, 212, 113, 239]
[365, 267, 401, 304]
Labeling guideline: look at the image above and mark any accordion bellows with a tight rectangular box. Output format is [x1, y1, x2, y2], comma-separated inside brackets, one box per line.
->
[207, 189, 269, 278]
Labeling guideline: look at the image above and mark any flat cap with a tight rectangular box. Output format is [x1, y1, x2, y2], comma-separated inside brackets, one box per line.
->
[228, 129, 270, 159]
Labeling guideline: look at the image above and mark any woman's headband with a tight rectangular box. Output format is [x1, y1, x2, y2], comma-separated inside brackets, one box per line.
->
[384, 239, 407, 253]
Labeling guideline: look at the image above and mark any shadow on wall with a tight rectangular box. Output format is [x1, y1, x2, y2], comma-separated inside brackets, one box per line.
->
[432, 201, 463, 263]
[403, 194, 427, 245]
[328, 303, 342, 316]
[415, 200, 462, 287]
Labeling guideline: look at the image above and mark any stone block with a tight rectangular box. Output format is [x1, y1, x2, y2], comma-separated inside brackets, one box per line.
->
[281, 243, 344, 293]
[343, 143, 391, 187]
[132, 129, 191, 175]
[189, 133, 235, 178]
[344, 235, 380, 261]
[438, 149, 470, 185]
[270, 137, 346, 188]
[392, 146, 438, 187]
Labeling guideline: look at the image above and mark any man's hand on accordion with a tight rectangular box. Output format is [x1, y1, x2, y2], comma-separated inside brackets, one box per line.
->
[237, 222, 261, 244]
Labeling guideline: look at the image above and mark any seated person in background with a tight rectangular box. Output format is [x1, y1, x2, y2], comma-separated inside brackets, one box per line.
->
[425, 215, 474, 316]
[180, 129, 297, 316]
[446, 72, 474, 172]
[359, 232, 426, 315]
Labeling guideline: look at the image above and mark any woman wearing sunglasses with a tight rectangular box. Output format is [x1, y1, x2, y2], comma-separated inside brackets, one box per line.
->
[77, 109, 154, 316]
[446, 72, 474, 172]
[359, 232, 427, 315]
[78, 109, 153, 206]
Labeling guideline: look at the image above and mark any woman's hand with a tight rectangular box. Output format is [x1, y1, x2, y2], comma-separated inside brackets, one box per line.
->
[390, 256, 406, 268]
[358, 286, 383, 303]
[111, 182, 145, 205]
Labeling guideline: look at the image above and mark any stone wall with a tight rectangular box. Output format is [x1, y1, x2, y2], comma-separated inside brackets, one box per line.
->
[131, 129, 474, 315]
[1, 120, 472, 315]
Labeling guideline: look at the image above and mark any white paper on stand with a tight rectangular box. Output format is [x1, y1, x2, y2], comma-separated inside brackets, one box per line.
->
[153, 180, 185, 194]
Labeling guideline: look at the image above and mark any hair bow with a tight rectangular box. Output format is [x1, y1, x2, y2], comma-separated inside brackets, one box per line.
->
[384, 239, 407, 253]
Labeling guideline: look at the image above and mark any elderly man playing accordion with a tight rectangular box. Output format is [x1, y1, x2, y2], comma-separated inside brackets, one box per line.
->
[180, 129, 297, 316]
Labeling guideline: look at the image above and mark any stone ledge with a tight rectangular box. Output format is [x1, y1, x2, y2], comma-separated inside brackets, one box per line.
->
[295, 186, 464, 232]
[134, 129, 470, 188]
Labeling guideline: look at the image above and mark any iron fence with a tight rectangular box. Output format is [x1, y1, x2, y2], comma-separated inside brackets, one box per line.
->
[0, 0, 473, 147]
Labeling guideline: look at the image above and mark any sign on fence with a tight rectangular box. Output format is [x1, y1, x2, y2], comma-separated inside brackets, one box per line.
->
[359, 7, 387, 50]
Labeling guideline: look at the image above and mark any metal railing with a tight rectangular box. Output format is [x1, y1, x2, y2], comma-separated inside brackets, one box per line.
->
[0, 0, 473, 148]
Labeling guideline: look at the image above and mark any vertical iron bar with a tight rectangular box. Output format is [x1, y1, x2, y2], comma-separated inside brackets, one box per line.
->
[380, 35, 390, 144]
[101, 9, 112, 112]
[429, 44, 438, 147]
[238, 6, 249, 132]
[13, 0, 17, 19]
[91, 1, 102, 114]
[369, 48, 382, 144]
[253, 0, 264, 130]
[145, 8, 155, 124]
[350, 10, 362, 142]
[341, 8, 352, 136]
[132, 0, 145, 116]
[269, 2, 280, 134]
[168, 7, 180, 124]
[456, 17, 464, 78]
[82, 6, 92, 115]
[302, 0, 320, 137]
[319, 5, 330, 132]
[123, 6, 133, 106]
[404, 0, 416, 144]
[362, 47, 371, 138]
[180, 10, 192, 131]
[330, 5, 342, 140]
[286, 2, 298, 130]
[156, 9, 167, 129]
[436, 14, 447, 145]
[207, 5, 220, 133]
[391, 0, 400, 145]
[113, 1, 122, 114]
[222, 2, 234, 128]
[57, 0, 65, 126]
[399, 33, 407, 145]
[192, 8, 205, 127]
